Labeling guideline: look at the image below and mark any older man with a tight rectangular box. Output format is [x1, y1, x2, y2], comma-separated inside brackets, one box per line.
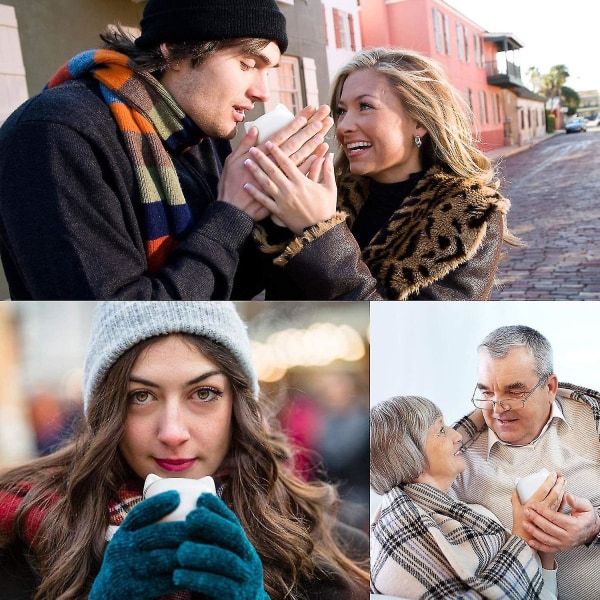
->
[452, 325, 600, 600]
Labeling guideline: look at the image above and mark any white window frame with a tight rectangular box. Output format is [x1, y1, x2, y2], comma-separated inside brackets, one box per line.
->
[433, 8, 443, 53]
[265, 55, 302, 115]
[0, 5, 28, 125]
[456, 23, 464, 61]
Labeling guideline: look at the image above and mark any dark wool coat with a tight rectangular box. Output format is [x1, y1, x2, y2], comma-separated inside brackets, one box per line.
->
[260, 166, 509, 300]
[0, 78, 275, 300]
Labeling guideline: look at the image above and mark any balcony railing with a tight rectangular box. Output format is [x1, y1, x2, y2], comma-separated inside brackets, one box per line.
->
[485, 59, 522, 88]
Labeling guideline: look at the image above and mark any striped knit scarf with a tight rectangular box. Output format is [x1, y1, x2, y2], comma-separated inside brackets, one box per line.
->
[46, 49, 201, 273]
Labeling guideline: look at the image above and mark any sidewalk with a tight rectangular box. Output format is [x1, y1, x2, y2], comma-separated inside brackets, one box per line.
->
[484, 130, 563, 163]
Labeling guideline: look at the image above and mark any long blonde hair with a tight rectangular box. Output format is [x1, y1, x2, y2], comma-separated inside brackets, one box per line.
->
[330, 47, 495, 186]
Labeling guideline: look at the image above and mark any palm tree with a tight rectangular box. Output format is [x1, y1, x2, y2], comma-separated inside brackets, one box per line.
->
[542, 64, 570, 100]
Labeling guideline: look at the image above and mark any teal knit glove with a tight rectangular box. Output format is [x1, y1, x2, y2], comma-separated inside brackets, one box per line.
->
[89, 490, 186, 600]
[174, 493, 270, 600]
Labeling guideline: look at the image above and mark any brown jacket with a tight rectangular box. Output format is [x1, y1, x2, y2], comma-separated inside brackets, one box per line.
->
[258, 166, 509, 300]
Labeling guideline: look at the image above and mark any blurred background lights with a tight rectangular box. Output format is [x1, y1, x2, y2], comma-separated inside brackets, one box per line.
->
[251, 322, 365, 383]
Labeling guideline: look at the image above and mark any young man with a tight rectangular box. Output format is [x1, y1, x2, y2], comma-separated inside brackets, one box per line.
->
[0, 0, 335, 299]
[452, 325, 600, 600]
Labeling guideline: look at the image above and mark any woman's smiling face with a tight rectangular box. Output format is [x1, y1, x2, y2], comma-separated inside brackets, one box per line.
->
[119, 334, 234, 480]
[335, 69, 426, 183]
[414, 416, 466, 491]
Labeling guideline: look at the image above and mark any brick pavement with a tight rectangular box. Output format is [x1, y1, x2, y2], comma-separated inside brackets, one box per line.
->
[487, 129, 600, 300]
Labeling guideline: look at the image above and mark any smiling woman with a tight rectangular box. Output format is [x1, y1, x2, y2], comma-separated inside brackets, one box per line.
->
[245, 48, 520, 300]
[0, 302, 369, 600]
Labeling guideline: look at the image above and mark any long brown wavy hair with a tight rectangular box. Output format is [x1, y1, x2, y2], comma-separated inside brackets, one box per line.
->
[0, 334, 368, 600]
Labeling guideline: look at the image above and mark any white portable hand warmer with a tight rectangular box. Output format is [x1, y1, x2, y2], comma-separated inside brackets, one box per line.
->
[143, 473, 216, 522]
[244, 103, 295, 143]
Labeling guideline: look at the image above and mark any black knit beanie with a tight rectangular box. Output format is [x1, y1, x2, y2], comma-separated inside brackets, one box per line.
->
[135, 0, 288, 53]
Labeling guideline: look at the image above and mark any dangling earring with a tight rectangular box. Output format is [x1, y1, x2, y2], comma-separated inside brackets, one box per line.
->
[414, 135, 422, 148]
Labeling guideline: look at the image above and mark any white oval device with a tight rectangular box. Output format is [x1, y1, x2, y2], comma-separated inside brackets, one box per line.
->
[143, 473, 216, 522]
[515, 468, 552, 503]
[244, 103, 295, 143]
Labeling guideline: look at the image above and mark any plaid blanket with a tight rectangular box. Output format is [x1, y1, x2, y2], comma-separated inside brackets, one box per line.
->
[46, 49, 201, 273]
[371, 483, 543, 599]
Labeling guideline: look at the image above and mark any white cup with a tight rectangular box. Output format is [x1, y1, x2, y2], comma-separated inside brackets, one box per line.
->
[143, 473, 216, 522]
[515, 468, 552, 503]
[244, 103, 295, 144]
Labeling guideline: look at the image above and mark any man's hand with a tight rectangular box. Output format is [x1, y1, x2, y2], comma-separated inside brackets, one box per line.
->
[523, 493, 600, 552]
[511, 472, 565, 543]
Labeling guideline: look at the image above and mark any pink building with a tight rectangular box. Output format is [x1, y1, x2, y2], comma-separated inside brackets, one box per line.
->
[359, 0, 532, 150]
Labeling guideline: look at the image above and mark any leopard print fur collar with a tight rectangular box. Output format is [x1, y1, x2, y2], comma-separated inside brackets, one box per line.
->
[337, 166, 510, 300]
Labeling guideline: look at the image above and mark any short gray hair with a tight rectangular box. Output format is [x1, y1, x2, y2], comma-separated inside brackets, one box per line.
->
[478, 325, 554, 377]
[370, 396, 441, 495]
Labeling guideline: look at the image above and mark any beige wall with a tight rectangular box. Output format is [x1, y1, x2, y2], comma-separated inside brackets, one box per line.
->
[5, 0, 144, 95]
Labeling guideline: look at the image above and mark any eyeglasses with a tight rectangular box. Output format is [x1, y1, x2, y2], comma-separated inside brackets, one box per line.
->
[471, 375, 548, 412]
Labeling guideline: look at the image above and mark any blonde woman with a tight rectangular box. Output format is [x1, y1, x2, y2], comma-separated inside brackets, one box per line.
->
[243, 48, 519, 300]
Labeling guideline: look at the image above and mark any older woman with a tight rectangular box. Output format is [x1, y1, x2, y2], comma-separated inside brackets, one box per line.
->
[370, 396, 561, 599]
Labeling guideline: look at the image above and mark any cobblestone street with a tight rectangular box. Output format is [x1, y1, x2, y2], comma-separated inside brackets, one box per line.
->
[490, 129, 600, 299]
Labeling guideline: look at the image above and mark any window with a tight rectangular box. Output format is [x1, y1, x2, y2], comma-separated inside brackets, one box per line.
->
[333, 8, 355, 51]
[456, 23, 464, 61]
[265, 56, 302, 114]
[463, 26, 469, 62]
[433, 8, 443, 53]
[494, 93, 501, 123]
[478, 90, 488, 124]
[443, 14, 451, 55]
[0, 5, 28, 125]
[465, 87, 474, 112]
[474, 33, 480, 66]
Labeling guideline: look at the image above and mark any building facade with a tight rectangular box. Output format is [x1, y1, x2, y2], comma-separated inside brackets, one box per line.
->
[358, 0, 545, 150]
[321, 0, 362, 83]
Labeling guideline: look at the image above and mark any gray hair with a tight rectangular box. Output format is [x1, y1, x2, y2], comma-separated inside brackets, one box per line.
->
[370, 396, 441, 495]
[478, 325, 554, 377]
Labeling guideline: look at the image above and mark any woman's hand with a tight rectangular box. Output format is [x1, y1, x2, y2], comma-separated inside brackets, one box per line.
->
[242, 141, 337, 235]
[217, 105, 333, 222]
[174, 493, 269, 600]
[89, 491, 186, 600]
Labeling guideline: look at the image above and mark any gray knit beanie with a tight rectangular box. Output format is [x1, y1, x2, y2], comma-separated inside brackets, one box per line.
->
[82, 301, 258, 413]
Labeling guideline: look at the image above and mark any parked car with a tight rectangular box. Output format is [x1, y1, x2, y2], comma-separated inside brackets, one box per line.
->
[586, 115, 600, 127]
[565, 117, 587, 133]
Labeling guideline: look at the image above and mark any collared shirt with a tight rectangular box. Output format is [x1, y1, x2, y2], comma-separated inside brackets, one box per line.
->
[486, 400, 571, 458]
[452, 388, 600, 600]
